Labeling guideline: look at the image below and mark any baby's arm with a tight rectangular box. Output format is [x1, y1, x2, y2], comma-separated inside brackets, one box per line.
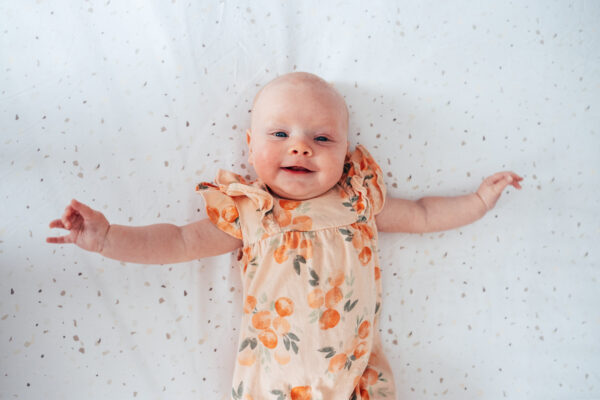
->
[46, 199, 242, 264]
[376, 171, 522, 233]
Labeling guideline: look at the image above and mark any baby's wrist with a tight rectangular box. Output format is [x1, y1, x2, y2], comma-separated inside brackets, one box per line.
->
[474, 191, 489, 212]
[97, 224, 111, 254]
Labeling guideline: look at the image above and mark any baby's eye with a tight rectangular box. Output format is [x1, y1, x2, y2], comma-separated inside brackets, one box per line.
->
[274, 131, 288, 138]
[315, 136, 329, 142]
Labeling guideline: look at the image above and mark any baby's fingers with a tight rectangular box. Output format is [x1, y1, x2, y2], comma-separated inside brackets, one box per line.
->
[60, 205, 78, 229]
[47, 219, 75, 244]
[46, 234, 74, 245]
[49, 219, 66, 229]
[510, 174, 524, 189]
[487, 172, 522, 192]
[70, 199, 96, 219]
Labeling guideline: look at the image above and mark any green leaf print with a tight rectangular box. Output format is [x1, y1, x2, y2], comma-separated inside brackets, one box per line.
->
[297, 202, 311, 213]
[238, 381, 244, 398]
[293, 255, 307, 275]
[318, 346, 336, 358]
[283, 336, 290, 351]
[270, 389, 286, 400]
[239, 338, 250, 352]
[344, 299, 358, 312]
[308, 269, 319, 286]
[339, 228, 354, 242]
[375, 302, 381, 314]
[231, 381, 243, 399]
[287, 332, 300, 342]
[291, 341, 299, 354]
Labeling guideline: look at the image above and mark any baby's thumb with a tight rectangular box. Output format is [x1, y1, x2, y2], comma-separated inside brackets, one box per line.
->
[70, 199, 95, 219]
[492, 175, 512, 194]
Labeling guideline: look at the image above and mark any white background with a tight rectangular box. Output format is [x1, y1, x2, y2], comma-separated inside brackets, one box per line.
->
[1, 1, 599, 399]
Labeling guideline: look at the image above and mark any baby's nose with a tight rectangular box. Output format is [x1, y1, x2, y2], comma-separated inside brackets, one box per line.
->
[288, 141, 313, 156]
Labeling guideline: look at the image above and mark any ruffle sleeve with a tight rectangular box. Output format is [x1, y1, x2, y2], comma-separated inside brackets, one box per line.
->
[196, 170, 274, 240]
[342, 145, 387, 218]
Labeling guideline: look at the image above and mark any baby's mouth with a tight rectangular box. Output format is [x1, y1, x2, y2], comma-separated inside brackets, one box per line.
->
[282, 166, 313, 173]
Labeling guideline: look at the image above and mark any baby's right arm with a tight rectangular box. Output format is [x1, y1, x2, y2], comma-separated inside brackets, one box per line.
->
[46, 199, 243, 264]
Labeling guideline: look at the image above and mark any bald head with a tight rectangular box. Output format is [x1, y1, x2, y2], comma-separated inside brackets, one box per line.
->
[251, 72, 349, 131]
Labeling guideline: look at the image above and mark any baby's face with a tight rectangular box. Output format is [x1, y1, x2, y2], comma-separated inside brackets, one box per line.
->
[247, 79, 349, 200]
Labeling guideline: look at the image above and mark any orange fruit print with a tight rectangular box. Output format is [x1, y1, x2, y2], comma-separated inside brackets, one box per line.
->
[276, 209, 292, 226]
[358, 320, 370, 339]
[353, 341, 368, 359]
[275, 297, 294, 317]
[290, 386, 312, 400]
[206, 206, 219, 224]
[328, 353, 347, 373]
[298, 239, 313, 259]
[360, 367, 379, 387]
[251, 310, 271, 330]
[272, 316, 290, 335]
[274, 244, 288, 264]
[258, 328, 277, 349]
[244, 296, 257, 314]
[291, 215, 312, 230]
[325, 287, 343, 308]
[327, 269, 345, 287]
[284, 231, 300, 249]
[307, 288, 324, 309]
[279, 199, 301, 210]
[319, 308, 340, 330]
[221, 205, 239, 222]
[358, 246, 372, 265]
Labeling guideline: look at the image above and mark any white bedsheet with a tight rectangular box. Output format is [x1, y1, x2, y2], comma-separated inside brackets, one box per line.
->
[2, 1, 599, 399]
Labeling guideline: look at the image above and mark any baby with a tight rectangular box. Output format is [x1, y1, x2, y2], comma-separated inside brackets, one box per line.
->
[47, 72, 522, 400]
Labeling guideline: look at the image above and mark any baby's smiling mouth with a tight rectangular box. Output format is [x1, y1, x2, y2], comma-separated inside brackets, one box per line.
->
[282, 166, 313, 173]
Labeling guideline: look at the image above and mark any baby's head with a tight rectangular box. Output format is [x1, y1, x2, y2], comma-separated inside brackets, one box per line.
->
[247, 72, 349, 200]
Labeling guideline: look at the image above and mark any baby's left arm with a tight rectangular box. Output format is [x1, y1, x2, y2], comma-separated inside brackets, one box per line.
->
[375, 171, 523, 233]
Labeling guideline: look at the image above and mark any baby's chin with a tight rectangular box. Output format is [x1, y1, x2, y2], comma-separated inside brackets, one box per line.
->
[265, 184, 331, 201]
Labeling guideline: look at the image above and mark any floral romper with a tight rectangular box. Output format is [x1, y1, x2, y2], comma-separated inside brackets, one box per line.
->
[197, 145, 396, 400]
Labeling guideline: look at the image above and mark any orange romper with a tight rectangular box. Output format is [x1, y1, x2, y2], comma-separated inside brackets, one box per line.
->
[197, 145, 396, 400]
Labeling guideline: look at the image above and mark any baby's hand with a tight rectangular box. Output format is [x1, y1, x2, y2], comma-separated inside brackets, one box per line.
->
[476, 171, 523, 211]
[46, 199, 110, 253]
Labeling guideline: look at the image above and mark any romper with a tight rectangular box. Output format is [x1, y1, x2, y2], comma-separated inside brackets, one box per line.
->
[197, 145, 396, 400]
